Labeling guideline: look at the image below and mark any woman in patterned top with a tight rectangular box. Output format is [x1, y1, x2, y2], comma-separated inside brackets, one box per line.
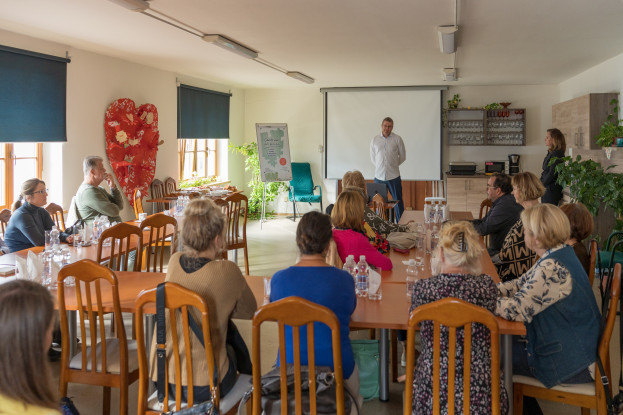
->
[496, 204, 600, 415]
[410, 221, 508, 414]
[495, 172, 544, 282]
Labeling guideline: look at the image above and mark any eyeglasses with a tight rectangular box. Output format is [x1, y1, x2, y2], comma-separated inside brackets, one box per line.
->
[486, 185, 498, 189]
[32, 189, 48, 195]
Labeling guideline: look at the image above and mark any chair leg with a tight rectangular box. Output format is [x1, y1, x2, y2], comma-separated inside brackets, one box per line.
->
[120, 383, 129, 415]
[292, 199, 297, 222]
[243, 244, 250, 276]
[391, 330, 398, 383]
[582, 407, 591, 415]
[513, 383, 523, 415]
[103, 386, 111, 415]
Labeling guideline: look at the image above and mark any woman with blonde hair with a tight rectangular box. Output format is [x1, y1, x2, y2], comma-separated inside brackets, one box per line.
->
[0, 279, 60, 414]
[149, 198, 257, 403]
[410, 221, 508, 414]
[497, 204, 600, 414]
[496, 172, 545, 282]
[331, 188, 393, 270]
[540, 128, 566, 205]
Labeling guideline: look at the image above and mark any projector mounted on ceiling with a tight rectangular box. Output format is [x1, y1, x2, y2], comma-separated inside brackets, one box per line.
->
[437, 25, 458, 54]
[442, 68, 457, 82]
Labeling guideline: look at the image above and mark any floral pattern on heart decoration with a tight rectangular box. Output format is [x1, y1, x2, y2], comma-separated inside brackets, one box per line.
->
[104, 98, 163, 207]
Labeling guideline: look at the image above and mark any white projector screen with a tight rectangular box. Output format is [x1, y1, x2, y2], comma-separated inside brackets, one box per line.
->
[324, 88, 442, 180]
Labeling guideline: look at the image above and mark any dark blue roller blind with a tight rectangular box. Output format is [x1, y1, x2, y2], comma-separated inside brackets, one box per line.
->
[177, 84, 231, 139]
[0, 45, 69, 142]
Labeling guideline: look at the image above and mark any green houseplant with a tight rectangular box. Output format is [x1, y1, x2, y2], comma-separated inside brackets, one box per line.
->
[229, 142, 287, 219]
[596, 98, 623, 147]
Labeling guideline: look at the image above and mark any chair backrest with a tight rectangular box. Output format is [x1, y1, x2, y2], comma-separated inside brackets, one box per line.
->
[46, 202, 66, 231]
[164, 177, 177, 195]
[589, 239, 598, 286]
[133, 189, 145, 218]
[404, 297, 500, 415]
[97, 222, 143, 271]
[223, 193, 248, 248]
[251, 296, 346, 415]
[366, 182, 389, 203]
[57, 259, 129, 376]
[140, 213, 177, 272]
[426, 180, 446, 199]
[0, 208, 11, 235]
[479, 198, 492, 220]
[290, 162, 314, 194]
[597, 263, 621, 391]
[150, 179, 166, 213]
[135, 282, 219, 414]
[372, 193, 387, 221]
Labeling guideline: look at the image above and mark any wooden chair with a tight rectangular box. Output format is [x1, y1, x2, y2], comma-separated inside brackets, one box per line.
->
[0, 208, 11, 235]
[372, 193, 388, 221]
[589, 239, 598, 287]
[479, 198, 492, 219]
[139, 213, 177, 272]
[512, 263, 622, 415]
[45, 202, 66, 231]
[97, 222, 143, 272]
[164, 177, 178, 195]
[133, 188, 145, 219]
[150, 179, 166, 213]
[251, 296, 347, 415]
[404, 297, 501, 415]
[221, 193, 250, 275]
[58, 259, 139, 415]
[135, 282, 250, 415]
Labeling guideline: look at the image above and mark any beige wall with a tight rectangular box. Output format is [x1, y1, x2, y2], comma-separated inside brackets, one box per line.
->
[559, 52, 623, 103]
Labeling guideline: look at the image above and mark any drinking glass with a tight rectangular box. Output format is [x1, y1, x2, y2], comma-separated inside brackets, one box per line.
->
[368, 268, 382, 301]
[45, 230, 52, 252]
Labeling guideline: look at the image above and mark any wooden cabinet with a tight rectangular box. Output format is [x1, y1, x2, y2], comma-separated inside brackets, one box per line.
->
[552, 93, 617, 150]
[447, 108, 526, 146]
[446, 176, 489, 218]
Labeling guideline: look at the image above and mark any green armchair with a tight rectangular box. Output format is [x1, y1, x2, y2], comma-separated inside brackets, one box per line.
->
[288, 162, 322, 221]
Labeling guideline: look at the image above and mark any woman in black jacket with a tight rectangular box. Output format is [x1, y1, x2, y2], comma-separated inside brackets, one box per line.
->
[540, 128, 566, 205]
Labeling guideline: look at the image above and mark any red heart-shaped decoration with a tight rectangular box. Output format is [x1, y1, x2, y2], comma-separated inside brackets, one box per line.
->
[104, 99, 160, 207]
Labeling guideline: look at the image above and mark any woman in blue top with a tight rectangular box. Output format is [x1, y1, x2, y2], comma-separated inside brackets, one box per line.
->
[270, 211, 362, 412]
[5, 179, 73, 252]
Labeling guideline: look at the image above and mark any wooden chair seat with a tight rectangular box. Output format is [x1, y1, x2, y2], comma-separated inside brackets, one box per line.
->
[372, 193, 388, 221]
[164, 177, 178, 195]
[69, 338, 139, 373]
[46, 202, 66, 231]
[220, 193, 250, 275]
[133, 188, 145, 218]
[150, 179, 166, 213]
[0, 208, 11, 235]
[140, 213, 177, 272]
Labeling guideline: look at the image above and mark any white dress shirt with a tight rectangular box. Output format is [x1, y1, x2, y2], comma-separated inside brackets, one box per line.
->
[370, 132, 406, 180]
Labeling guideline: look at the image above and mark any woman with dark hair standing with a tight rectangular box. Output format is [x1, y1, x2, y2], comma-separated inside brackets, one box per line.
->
[0, 279, 60, 414]
[4, 178, 73, 252]
[540, 128, 566, 205]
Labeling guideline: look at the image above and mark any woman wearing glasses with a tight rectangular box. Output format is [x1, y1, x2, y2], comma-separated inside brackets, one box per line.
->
[4, 178, 73, 252]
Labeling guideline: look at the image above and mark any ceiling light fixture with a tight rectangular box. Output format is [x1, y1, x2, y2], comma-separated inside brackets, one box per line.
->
[286, 71, 315, 84]
[442, 68, 457, 82]
[106, 0, 150, 12]
[437, 25, 458, 54]
[202, 35, 258, 59]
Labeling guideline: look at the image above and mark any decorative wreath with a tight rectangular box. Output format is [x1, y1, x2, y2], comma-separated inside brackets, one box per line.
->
[104, 98, 163, 206]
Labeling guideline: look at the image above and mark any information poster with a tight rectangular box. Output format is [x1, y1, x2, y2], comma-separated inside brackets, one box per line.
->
[255, 123, 292, 182]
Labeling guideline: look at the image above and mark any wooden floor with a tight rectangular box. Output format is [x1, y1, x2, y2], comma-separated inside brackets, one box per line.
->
[53, 216, 607, 414]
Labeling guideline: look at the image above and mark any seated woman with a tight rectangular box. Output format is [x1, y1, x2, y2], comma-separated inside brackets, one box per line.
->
[410, 221, 508, 414]
[497, 204, 600, 415]
[496, 172, 545, 282]
[149, 198, 257, 402]
[4, 178, 73, 252]
[0, 279, 60, 414]
[270, 211, 362, 411]
[331, 189, 393, 270]
[560, 202, 594, 275]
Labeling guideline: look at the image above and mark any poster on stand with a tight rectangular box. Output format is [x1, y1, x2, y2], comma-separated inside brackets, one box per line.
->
[255, 123, 292, 182]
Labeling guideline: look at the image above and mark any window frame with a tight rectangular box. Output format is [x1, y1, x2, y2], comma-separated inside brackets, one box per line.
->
[0, 143, 43, 209]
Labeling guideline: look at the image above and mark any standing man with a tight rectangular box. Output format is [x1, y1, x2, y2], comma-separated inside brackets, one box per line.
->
[370, 117, 406, 221]
[74, 156, 124, 224]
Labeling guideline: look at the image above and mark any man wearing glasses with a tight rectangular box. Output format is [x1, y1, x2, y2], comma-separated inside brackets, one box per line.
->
[472, 173, 522, 256]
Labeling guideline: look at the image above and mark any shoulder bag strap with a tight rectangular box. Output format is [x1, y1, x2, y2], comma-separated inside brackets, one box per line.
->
[184, 308, 219, 398]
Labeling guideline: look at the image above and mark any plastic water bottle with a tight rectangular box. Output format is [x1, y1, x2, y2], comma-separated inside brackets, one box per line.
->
[355, 255, 369, 297]
[177, 196, 184, 216]
[424, 201, 431, 224]
[183, 195, 190, 210]
[342, 255, 356, 279]
[50, 226, 60, 255]
[406, 259, 418, 297]
[92, 216, 101, 240]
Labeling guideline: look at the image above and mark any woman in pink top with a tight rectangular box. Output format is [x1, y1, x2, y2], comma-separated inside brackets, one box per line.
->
[331, 189, 393, 270]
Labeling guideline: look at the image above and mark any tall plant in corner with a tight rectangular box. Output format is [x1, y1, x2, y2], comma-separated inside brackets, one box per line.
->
[229, 142, 287, 218]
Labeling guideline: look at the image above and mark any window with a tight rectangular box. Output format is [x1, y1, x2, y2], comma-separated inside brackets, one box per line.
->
[0, 143, 43, 209]
[179, 139, 217, 180]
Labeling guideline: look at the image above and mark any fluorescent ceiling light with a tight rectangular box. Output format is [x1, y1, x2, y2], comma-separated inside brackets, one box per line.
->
[202, 35, 258, 59]
[437, 25, 458, 54]
[286, 71, 315, 84]
[106, 0, 150, 11]
[442, 68, 457, 81]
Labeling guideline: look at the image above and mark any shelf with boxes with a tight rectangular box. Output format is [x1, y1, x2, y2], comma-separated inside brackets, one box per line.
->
[446, 108, 526, 146]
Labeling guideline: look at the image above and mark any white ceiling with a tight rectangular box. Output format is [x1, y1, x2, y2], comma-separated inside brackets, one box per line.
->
[1, 0, 623, 89]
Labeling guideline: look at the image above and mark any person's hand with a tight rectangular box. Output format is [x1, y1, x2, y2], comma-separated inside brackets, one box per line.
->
[105, 173, 116, 189]
[66, 235, 74, 244]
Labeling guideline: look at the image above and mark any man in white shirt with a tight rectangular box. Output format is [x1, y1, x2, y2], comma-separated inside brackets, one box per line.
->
[370, 117, 406, 220]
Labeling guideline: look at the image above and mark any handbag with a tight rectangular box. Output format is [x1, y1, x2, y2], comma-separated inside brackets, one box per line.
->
[238, 364, 356, 415]
[60, 397, 80, 415]
[350, 340, 379, 400]
[156, 283, 219, 415]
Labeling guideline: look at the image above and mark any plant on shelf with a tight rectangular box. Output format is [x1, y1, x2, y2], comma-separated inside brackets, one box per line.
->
[596, 98, 623, 148]
[179, 174, 219, 189]
[229, 142, 287, 219]
[447, 94, 461, 109]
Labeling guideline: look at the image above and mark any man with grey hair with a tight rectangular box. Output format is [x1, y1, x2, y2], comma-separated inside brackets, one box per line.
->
[74, 156, 123, 224]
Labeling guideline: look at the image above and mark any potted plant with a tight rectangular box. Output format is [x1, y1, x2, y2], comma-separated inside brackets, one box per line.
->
[596, 98, 623, 147]
[447, 94, 461, 109]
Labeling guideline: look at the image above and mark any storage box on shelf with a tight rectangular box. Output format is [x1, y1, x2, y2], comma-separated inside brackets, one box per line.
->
[447, 108, 526, 146]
